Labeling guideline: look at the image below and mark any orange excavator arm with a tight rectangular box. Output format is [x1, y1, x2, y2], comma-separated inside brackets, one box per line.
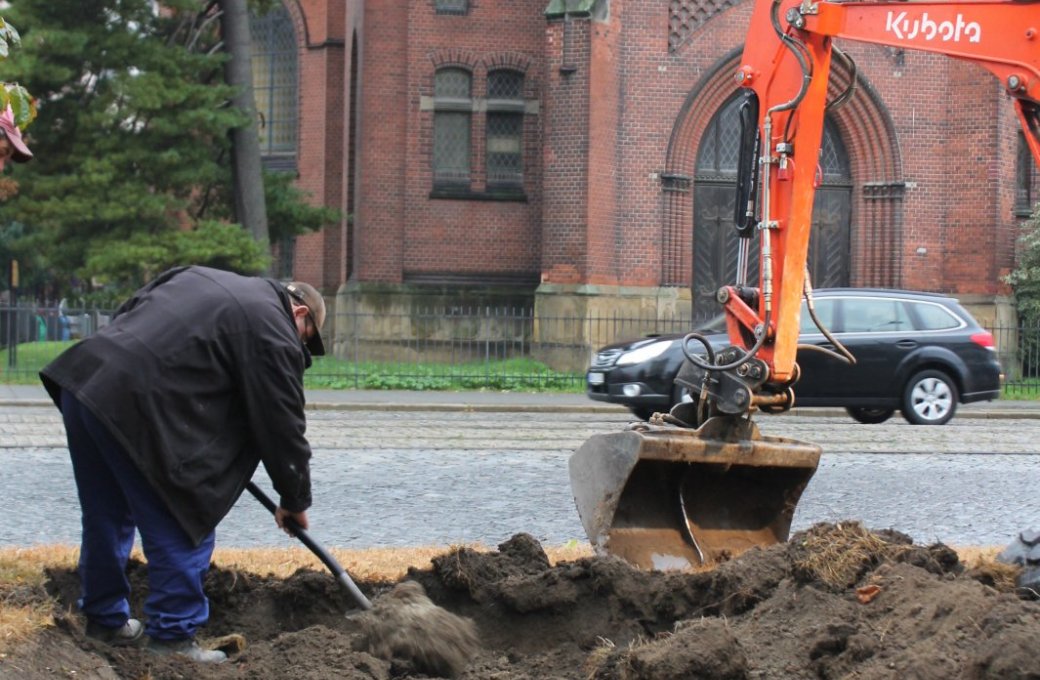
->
[717, 0, 1040, 400]
[568, 0, 1040, 572]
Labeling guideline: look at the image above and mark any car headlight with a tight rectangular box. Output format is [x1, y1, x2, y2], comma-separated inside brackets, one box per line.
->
[616, 340, 672, 366]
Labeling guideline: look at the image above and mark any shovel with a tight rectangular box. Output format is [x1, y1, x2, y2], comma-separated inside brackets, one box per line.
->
[245, 483, 479, 676]
[245, 481, 372, 611]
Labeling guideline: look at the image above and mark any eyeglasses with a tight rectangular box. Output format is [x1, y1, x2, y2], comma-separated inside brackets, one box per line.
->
[286, 289, 315, 327]
[291, 301, 317, 339]
[293, 310, 318, 347]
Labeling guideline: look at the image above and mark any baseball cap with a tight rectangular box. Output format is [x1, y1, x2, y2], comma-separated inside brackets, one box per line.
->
[285, 281, 326, 356]
[0, 106, 32, 163]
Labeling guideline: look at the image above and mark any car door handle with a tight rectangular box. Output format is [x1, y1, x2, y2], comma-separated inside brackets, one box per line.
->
[896, 339, 917, 349]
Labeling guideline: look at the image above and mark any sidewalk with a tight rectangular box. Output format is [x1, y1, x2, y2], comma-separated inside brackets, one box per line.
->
[2, 383, 1038, 418]
[0, 383, 624, 413]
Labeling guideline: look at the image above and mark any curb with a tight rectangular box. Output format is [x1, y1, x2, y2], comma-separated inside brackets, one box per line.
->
[0, 398, 627, 415]
[0, 400, 52, 408]
[4, 397, 1037, 420]
[306, 402, 627, 414]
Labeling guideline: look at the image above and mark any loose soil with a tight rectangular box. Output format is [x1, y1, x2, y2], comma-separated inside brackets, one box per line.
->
[3, 522, 1039, 680]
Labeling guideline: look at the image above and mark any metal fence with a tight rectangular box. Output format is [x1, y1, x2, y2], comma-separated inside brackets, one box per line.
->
[2, 302, 1039, 395]
[992, 324, 1040, 396]
[0, 303, 695, 389]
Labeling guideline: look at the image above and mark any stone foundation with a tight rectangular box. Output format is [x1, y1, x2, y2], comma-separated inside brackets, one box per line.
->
[533, 283, 693, 371]
[327, 281, 694, 372]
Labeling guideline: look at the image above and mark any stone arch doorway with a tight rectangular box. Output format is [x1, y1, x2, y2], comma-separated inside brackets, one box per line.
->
[691, 94, 853, 321]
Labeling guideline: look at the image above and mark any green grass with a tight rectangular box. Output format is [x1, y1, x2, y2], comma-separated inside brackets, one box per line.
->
[1, 341, 585, 392]
[0, 341, 74, 384]
[999, 383, 1040, 400]
[304, 355, 583, 392]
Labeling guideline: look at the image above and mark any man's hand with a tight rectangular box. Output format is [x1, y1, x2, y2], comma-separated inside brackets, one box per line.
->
[274, 507, 309, 535]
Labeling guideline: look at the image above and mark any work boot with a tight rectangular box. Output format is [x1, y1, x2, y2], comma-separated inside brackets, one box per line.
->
[85, 618, 145, 647]
[146, 637, 228, 663]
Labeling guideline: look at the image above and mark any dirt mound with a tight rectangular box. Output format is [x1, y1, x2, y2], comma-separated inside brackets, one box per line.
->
[6, 522, 1040, 679]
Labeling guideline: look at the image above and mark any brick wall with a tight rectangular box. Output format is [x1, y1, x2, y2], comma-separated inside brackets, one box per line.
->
[286, 0, 346, 291]
[345, 0, 547, 286]
[541, 16, 591, 285]
[287, 0, 1023, 304]
[940, 62, 1006, 296]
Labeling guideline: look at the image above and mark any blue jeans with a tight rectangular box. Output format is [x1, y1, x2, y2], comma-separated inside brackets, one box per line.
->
[61, 390, 215, 640]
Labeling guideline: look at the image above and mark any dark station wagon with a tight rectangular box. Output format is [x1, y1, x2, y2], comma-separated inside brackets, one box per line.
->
[586, 289, 1003, 425]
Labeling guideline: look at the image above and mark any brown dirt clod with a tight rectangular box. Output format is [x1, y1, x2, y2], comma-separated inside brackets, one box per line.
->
[355, 580, 479, 678]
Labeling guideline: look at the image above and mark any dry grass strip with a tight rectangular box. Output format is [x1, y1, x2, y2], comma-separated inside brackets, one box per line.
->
[0, 541, 593, 650]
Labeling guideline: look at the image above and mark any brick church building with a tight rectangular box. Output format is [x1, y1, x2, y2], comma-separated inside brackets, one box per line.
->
[254, 0, 1033, 354]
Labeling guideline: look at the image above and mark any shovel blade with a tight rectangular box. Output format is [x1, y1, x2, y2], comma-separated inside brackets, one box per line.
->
[569, 417, 821, 570]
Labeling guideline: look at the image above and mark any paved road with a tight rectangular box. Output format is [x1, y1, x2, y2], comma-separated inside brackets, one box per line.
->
[2, 397, 1038, 550]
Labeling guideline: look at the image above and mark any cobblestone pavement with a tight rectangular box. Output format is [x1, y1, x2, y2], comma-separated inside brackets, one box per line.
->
[3, 405, 1038, 550]
[6, 405, 1040, 453]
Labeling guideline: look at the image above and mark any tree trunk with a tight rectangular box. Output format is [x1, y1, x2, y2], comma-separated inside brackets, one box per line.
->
[218, 0, 270, 269]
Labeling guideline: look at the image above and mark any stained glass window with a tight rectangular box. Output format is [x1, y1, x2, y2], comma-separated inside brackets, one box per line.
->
[433, 68, 472, 185]
[486, 70, 524, 186]
[250, 4, 298, 164]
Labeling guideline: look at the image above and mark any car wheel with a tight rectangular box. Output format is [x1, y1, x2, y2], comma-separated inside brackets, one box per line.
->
[845, 407, 895, 424]
[901, 370, 958, 425]
[629, 407, 657, 421]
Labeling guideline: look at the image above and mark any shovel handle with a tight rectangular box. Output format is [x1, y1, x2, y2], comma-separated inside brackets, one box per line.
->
[244, 481, 373, 610]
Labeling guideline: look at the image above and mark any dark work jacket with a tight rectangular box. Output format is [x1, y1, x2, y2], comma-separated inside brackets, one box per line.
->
[40, 266, 313, 545]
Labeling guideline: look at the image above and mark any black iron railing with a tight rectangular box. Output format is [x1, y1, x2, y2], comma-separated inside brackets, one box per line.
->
[2, 302, 1037, 397]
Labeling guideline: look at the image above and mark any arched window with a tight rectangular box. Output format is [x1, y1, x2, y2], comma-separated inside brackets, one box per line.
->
[486, 69, 524, 187]
[433, 67, 472, 186]
[250, 4, 298, 171]
[692, 93, 852, 320]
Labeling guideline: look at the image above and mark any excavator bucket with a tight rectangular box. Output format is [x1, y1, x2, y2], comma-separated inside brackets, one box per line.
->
[569, 416, 821, 570]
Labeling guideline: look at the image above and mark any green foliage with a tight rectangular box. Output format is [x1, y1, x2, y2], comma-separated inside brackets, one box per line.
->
[246, 0, 287, 19]
[1005, 206, 1040, 325]
[0, 17, 36, 127]
[1, 340, 585, 392]
[82, 221, 269, 292]
[1001, 381, 1040, 400]
[265, 171, 341, 244]
[169, 221, 269, 272]
[0, 16, 19, 59]
[0, 340, 75, 384]
[0, 1, 241, 294]
[0, 221, 22, 264]
[0, 2, 336, 298]
[303, 356, 584, 392]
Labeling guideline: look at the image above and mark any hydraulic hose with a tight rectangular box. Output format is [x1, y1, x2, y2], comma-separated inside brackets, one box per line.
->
[681, 309, 771, 373]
